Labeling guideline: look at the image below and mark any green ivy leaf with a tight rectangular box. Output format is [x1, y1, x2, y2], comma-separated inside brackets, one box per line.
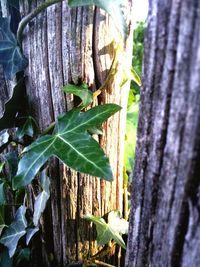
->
[14, 248, 30, 266]
[0, 78, 26, 132]
[16, 117, 34, 139]
[0, 181, 6, 204]
[33, 172, 50, 226]
[0, 131, 9, 153]
[13, 104, 121, 189]
[0, 17, 28, 80]
[0, 205, 6, 236]
[84, 210, 128, 249]
[4, 151, 18, 178]
[68, 0, 128, 39]
[63, 83, 93, 107]
[26, 227, 39, 245]
[0, 163, 4, 173]
[0, 205, 27, 257]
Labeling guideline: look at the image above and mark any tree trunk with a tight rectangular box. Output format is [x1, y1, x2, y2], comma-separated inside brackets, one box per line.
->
[126, 0, 200, 266]
[16, 1, 133, 266]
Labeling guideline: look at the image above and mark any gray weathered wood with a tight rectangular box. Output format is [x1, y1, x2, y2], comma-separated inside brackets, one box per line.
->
[126, 0, 200, 266]
[16, 1, 133, 266]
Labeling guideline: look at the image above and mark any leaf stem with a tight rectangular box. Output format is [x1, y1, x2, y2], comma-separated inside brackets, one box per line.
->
[17, 0, 63, 46]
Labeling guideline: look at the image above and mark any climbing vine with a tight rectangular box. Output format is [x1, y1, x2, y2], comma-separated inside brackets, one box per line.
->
[0, 0, 131, 266]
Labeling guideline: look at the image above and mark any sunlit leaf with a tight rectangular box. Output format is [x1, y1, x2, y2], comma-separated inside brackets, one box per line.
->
[84, 211, 127, 249]
[107, 210, 128, 235]
[130, 67, 141, 86]
[0, 163, 4, 173]
[63, 83, 93, 107]
[0, 205, 27, 257]
[0, 78, 26, 131]
[0, 17, 28, 80]
[68, 0, 128, 39]
[33, 172, 50, 226]
[13, 104, 121, 189]
[26, 227, 39, 245]
[0, 131, 9, 147]
[0, 131, 10, 153]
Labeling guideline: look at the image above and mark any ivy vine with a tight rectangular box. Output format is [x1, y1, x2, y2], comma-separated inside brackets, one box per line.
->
[0, 0, 128, 265]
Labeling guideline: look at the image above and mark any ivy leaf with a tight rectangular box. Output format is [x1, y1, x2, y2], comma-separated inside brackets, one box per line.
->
[0, 131, 9, 147]
[16, 117, 34, 139]
[14, 248, 30, 266]
[88, 126, 103, 135]
[0, 163, 4, 173]
[130, 67, 141, 86]
[107, 210, 128, 235]
[63, 83, 93, 107]
[84, 211, 127, 249]
[26, 227, 39, 245]
[0, 180, 6, 204]
[0, 205, 27, 257]
[0, 131, 9, 153]
[13, 104, 121, 189]
[0, 205, 6, 236]
[4, 151, 18, 178]
[0, 78, 26, 132]
[68, 0, 128, 39]
[33, 172, 50, 226]
[0, 17, 28, 80]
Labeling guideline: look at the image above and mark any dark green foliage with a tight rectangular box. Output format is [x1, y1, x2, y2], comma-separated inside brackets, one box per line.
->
[0, 17, 28, 80]
[0, 206, 27, 257]
[63, 83, 93, 107]
[13, 104, 121, 189]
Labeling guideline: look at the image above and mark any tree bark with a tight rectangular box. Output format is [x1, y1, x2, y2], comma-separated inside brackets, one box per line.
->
[126, 0, 200, 266]
[16, 1, 133, 266]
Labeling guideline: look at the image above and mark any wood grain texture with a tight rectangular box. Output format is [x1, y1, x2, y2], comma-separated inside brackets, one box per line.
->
[17, 1, 133, 266]
[126, 0, 200, 266]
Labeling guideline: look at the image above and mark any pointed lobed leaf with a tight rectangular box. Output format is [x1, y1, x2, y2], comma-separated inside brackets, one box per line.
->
[0, 206, 27, 257]
[68, 0, 128, 39]
[16, 117, 34, 139]
[0, 205, 6, 236]
[33, 172, 50, 226]
[108, 210, 128, 235]
[63, 83, 93, 107]
[0, 17, 28, 80]
[0, 181, 6, 204]
[14, 248, 30, 266]
[26, 227, 39, 245]
[84, 212, 127, 249]
[13, 104, 121, 189]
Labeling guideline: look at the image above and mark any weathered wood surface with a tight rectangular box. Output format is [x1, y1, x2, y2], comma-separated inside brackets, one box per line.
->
[16, 1, 133, 266]
[126, 0, 200, 266]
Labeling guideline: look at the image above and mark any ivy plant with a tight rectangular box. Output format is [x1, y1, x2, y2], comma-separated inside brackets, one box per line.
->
[0, 0, 129, 265]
